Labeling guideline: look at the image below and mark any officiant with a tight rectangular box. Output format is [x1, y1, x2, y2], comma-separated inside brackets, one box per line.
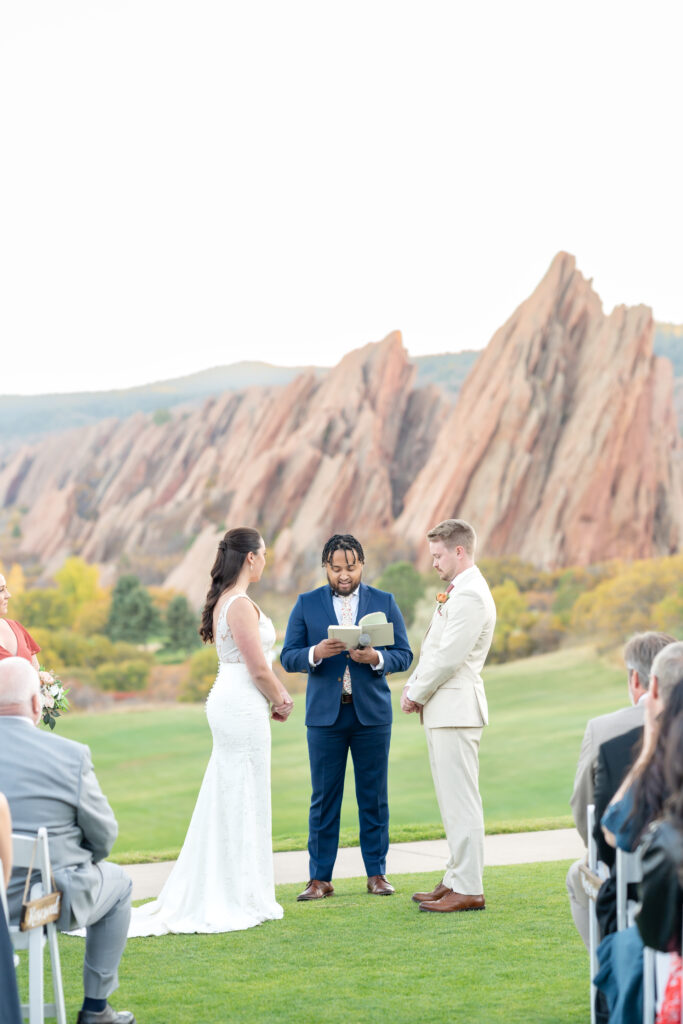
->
[281, 534, 412, 900]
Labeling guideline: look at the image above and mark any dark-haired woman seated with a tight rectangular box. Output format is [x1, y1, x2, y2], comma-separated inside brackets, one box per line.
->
[637, 711, 683, 1024]
[128, 529, 293, 935]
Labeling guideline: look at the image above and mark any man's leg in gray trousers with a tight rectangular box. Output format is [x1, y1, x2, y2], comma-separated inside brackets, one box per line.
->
[82, 863, 133, 1000]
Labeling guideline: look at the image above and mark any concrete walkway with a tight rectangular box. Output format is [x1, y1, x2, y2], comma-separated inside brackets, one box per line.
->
[126, 828, 584, 900]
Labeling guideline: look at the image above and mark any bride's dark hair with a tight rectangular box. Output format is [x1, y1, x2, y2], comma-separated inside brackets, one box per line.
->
[199, 527, 263, 643]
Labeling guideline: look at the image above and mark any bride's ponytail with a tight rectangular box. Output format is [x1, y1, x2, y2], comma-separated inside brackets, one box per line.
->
[199, 528, 263, 643]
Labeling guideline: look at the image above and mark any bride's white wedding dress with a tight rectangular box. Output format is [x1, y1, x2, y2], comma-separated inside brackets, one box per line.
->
[127, 594, 283, 935]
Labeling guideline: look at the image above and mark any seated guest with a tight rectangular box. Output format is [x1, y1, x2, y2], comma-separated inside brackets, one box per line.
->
[594, 645, 683, 1023]
[567, 631, 674, 947]
[602, 643, 683, 853]
[0, 657, 135, 1024]
[0, 791, 22, 1024]
[0, 573, 40, 668]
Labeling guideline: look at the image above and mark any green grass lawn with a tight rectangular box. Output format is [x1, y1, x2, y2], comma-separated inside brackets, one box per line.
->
[27, 862, 588, 1024]
[56, 645, 625, 861]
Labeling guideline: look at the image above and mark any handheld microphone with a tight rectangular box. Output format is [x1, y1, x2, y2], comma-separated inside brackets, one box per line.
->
[357, 632, 372, 649]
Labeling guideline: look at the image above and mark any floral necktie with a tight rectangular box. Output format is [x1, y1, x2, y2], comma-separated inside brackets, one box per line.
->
[341, 595, 353, 694]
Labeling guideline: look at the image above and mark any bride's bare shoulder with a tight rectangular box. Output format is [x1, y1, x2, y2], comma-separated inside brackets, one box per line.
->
[216, 591, 259, 628]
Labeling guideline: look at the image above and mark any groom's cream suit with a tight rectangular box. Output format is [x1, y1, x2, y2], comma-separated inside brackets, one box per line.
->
[406, 565, 496, 894]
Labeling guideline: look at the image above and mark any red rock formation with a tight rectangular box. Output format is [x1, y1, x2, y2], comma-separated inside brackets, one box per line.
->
[396, 253, 683, 568]
[0, 333, 446, 602]
[2, 257, 681, 599]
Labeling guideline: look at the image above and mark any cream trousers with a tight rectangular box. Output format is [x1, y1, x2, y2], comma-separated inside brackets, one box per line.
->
[425, 724, 484, 895]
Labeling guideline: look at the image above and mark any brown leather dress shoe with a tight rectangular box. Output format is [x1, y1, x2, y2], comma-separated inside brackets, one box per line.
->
[411, 881, 451, 904]
[297, 879, 334, 901]
[367, 874, 395, 895]
[419, 891, 485, 913]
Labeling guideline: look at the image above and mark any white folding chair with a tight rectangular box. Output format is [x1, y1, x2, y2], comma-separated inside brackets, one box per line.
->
[9, 829, 67, 1024]
[615, 846, 643, 930]
[0, 856, 8, 920]
[586, 804, 600, 1024]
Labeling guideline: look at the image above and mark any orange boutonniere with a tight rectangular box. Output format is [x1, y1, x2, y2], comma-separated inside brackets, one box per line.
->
[436, 593, 449, 604]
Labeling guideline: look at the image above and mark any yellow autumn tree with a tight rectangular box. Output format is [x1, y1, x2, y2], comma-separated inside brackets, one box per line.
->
[570, 554, 683, 643]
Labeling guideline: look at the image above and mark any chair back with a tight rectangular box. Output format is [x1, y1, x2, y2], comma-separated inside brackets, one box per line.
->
[0, 856, 8, 920]
[10, 828, 67, 1024]
[587, 805, 598, 1024]
[615, 846, 643, 931]
[12, 830, 53, 892]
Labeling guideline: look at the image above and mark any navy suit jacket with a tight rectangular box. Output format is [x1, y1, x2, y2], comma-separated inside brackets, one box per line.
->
[280, 582, 412, 727]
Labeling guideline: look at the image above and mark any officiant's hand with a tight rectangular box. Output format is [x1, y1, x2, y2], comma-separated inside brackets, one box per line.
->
[313, 639, 347, 660]
[349, 646, 380, 666]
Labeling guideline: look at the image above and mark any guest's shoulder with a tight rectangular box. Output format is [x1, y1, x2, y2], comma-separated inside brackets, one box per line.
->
[0, 717, 90, 761]
[588, 704, 644, 747]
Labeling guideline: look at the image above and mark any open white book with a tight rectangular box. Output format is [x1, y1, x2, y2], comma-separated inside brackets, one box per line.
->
[328, 611, 395, 649]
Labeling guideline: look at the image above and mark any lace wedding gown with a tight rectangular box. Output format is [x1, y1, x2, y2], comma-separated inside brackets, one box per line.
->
[128, 594, 283, 935]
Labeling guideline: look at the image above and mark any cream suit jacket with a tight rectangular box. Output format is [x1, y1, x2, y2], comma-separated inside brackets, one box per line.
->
[406, 565, 496, 729]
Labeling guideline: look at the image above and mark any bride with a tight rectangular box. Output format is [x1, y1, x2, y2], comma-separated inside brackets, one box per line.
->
[128, 527, 293, 935]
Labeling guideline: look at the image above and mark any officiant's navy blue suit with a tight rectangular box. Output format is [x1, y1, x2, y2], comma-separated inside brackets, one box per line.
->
[281, 582, 412, 881]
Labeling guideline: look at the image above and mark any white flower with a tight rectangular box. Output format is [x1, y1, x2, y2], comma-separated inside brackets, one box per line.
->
[50, 684, 62, 697]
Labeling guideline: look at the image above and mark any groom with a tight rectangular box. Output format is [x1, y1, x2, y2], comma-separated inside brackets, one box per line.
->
[402, 518, 496, 913]
[281, 534, 412, 899]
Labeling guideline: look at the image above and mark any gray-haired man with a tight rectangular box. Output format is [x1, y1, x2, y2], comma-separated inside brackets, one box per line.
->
[0, 657, 135, 1024]
[566, 631, 675, 947]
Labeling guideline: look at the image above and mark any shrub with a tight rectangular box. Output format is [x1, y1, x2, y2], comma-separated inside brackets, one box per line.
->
[179, 647, 217, 702]
[95, 659, 150, 692]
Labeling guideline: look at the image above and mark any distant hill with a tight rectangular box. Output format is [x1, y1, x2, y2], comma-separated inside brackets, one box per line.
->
[0, 351, 478, 452]
[0, 362, 319, 452]
[1, 326, 681, 454]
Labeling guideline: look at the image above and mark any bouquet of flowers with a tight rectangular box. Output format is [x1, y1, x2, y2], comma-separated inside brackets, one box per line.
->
[39, 669, 70, 730]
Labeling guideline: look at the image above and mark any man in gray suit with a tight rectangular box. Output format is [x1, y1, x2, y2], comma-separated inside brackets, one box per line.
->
[566, 631, 675, 948]
[0, 657, 135, 1024]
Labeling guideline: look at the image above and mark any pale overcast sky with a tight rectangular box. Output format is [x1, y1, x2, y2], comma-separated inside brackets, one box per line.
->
[2, 1, 682, 395]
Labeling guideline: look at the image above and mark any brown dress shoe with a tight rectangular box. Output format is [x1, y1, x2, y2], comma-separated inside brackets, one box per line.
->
[411, 881, 451, 904]
[297, 879, 334, 901]
[367, 874, 395, 895]
[419, 891, 485, 913]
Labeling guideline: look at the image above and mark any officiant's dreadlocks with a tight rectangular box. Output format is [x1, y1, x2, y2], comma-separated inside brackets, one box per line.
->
[321, 534, 365, 566]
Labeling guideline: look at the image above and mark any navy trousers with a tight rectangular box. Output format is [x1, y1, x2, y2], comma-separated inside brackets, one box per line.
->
[306, 702, 392, 881]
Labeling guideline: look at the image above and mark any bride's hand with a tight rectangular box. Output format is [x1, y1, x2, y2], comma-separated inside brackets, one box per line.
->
[271, 692, 294, 722]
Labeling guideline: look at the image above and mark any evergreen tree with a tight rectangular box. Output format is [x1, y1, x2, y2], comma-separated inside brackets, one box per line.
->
[165, 595, 201, 651]
[107, 575, 160, 644]
[375, 561, 423, 627]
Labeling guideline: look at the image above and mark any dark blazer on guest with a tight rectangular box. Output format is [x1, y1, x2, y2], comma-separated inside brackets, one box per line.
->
[280, 582, 412, 726]
[593, 725, 643, 866]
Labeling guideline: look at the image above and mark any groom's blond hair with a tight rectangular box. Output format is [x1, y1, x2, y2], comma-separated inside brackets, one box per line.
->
[427, 519, 476, 556]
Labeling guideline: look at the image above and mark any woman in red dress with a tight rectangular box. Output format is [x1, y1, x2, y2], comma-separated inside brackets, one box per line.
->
[0, 574, 40, 667]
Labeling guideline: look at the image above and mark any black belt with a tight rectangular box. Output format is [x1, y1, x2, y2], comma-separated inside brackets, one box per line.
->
[341, 693, 353, 704]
